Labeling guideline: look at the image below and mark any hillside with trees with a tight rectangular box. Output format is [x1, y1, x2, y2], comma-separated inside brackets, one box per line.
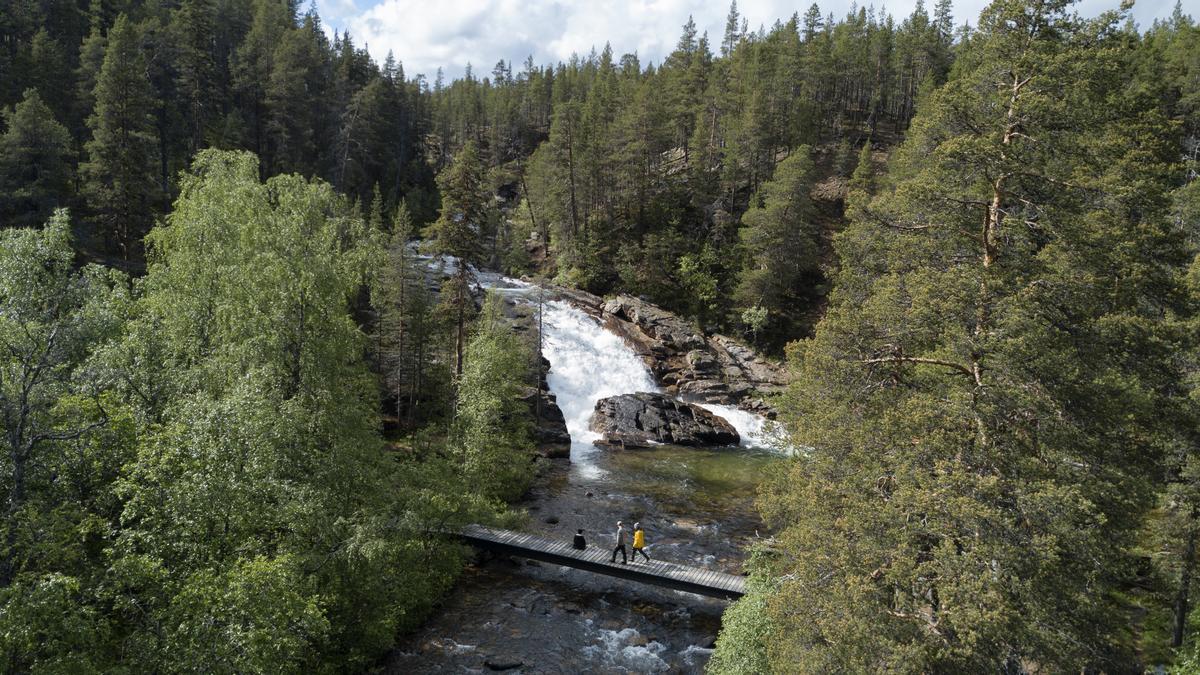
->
[1, 0, 1199, 671]
[2, 0, 961, 348]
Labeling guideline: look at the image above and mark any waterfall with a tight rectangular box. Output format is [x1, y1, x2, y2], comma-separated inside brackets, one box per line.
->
[470, 265, 783, 457]
[539, 300, 659, 476]
[538, 300, 781, 455]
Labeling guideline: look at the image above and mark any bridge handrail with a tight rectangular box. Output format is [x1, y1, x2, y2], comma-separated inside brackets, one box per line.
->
[455, 524, 746, 600]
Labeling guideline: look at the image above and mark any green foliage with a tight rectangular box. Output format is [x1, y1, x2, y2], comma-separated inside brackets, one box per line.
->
[734, 146, 820, 341]
[616, 227, 686, 304]
[452, 294, 535, 502]
[0, 573, 110, 674]
[0, 211, 133, 671]
[729, 1, 1195, 671]
[0, 152, 513, 672]
[708, 567, 772, 675]
[159, 555, 328, 673]
[739, 305, 768, 345]
[677, 244, 724, 324]
[80, 14, 160, 262]
[0, 90, 73, 228]
[111, 151, 409, 668]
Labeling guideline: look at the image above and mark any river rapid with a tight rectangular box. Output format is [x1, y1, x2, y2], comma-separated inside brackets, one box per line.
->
[384, 274, 784, 674]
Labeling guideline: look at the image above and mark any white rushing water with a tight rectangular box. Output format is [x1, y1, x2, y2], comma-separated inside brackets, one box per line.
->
[697, 402, 779, 449]
[539, 300, 660, 477]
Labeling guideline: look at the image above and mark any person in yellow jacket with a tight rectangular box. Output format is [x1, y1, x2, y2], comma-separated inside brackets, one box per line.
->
[631, 522, 650, 562]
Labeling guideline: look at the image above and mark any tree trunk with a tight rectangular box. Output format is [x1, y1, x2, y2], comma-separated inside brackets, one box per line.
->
[566, 114, 579, 238]
[520, 170, 545, 248]
[455, 268, 466, 377]
[1175, 513, 1199, 648]
[535, 286, 544, 424]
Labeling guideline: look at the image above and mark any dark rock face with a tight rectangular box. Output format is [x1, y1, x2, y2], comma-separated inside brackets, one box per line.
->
[590, 393, 739, 448]
[522, 356, 571, 459]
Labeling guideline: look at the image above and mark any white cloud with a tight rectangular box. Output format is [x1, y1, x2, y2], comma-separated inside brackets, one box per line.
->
[320, 0, 1182, 81]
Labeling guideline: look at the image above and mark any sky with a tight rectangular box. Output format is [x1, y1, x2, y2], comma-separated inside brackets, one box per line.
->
[313, 0, 1183, 81]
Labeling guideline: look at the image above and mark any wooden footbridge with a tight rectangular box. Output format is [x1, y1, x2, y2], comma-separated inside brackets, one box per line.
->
[459, 525, 746, 600]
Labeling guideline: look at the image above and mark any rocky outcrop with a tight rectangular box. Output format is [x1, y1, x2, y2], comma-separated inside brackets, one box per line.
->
[592, 294, 787, 417]
[590, 393, 739, 448]
[406, 255, 573, 459]
[524, 356, 570, 459]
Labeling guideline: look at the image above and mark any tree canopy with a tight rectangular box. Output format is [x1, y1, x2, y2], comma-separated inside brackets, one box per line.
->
[4, 0, 1200, 670]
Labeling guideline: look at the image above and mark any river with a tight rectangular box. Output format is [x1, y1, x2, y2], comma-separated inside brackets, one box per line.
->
[384, 274, 783, 674]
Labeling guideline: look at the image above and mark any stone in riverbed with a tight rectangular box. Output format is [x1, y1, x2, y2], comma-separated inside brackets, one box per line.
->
[484, 657, 524, 671]
[589, 392, 739, 448]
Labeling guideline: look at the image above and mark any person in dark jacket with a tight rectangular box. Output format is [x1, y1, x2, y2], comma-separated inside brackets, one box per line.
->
[573, 528, 587, 550]
[610, 521, 628, 564]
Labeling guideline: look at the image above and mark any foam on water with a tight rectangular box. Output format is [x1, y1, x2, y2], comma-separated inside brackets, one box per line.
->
[681, 644, 716, 666]
[583, 628, 671, 673]
[539, 300, 660, 477]
[697, 403, 767, 447]
[697, 403, 790, 451]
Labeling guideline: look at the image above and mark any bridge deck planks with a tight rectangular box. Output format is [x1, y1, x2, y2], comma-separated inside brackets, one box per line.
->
[458, 525, 746, 600]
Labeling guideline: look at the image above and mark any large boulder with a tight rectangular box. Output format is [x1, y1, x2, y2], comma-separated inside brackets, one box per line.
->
[590, 392, 739, 448]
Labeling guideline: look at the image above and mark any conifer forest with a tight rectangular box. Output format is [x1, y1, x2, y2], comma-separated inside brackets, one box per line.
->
[1, 0, 1200, 671]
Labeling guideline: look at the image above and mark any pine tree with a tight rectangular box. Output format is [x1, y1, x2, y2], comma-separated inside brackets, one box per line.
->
[722, 1, 742, 57]
[80, 14, 160, 262]
[74, 25, 107, 142]
[1146, 17, 1200, 653]
[734, 146, 819, 339]
[377, 202, 445, 425]
[802, 3, 824, 42]
[1178, 168, 1200, 654]
[713, 1, 1189, 670]
[844, 141, 873, 194]
[264, 13, 333, 178]
[170, 0, 218, 156]
[663, 17, 704, 163]
[27, 29, 73, 124]
[426, 140, 488, 376]
[0, 90, 74, 228]
[233, 0, 291, 165]
[338, 73, 410, 205]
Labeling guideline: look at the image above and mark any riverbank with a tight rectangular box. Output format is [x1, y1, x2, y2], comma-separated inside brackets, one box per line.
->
[383, 451, 770, 673]
[380, 273, 782, 673]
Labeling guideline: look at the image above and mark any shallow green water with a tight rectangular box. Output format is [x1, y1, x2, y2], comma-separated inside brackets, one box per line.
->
[595, 445, 780, 520]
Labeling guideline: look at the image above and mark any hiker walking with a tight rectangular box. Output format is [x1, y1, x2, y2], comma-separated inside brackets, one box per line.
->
[610, 521, 628, 564]
[631, 522, 650, 562]
[573, 528, 587, 550]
